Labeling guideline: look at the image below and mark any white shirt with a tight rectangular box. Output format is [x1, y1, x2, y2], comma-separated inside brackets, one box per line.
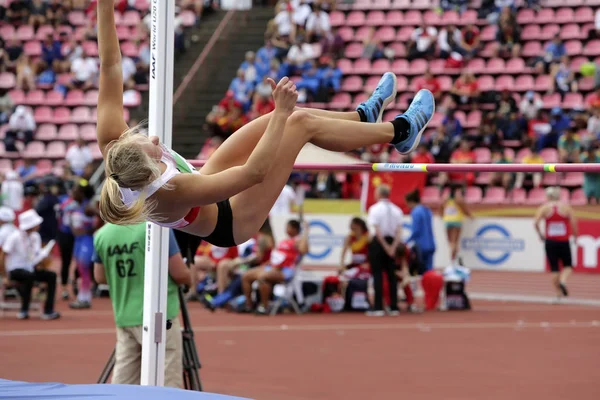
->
[411, 27, 438, 52]
[275, 11, 293, 36]
[519, 98, 544, 120]
[368, 199, 404, 237]
[1, 180, 24, 211]
[122, 57, 137, 82]
[305, 11, 331, 34]
[2, 230, 42, 273]
[8, 110, 36, 132]
[294, 4, 312, 26]
[596, 9, 600, 30]
[0, 223, 18, 248]
[65, 145, 93, 173]
[438, 28, 463, 52]
[270, 185, 296, 215]
[71, 57, 98, 82]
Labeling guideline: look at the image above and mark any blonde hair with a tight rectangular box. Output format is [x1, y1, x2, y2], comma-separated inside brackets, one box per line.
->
[545, 186, 560, 201]
[99, 127, 162, 225]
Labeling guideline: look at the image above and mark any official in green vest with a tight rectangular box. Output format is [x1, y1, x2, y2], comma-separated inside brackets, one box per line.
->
[92, 222, 190, 387]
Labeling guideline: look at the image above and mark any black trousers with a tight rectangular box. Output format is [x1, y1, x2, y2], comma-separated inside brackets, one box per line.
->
[57, 230, 75, 286]
[368, 236, 399, 311]
[9, 268, 57, 314]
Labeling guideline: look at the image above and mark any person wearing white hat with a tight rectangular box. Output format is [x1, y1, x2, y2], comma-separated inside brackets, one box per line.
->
[1, 171, 24, 212]
[6, 105, 36, 145]
[0, 206, 17, 250]
[0, 209, 60, 320]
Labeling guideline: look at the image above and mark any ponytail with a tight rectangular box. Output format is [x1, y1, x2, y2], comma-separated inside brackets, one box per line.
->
[99, 176, 150, 225]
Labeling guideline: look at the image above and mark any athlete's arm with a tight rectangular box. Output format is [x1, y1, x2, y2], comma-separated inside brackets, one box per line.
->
[457, 199, 473, 218]
[567, 205, 578, 237]
[168, 252, 191, 287]
[533, 205, 546, 240]
[296, 222, 310, 256]
[94, 263, 107, 284]
[97, 0, 129, 155]
[339, 236, 350, 269]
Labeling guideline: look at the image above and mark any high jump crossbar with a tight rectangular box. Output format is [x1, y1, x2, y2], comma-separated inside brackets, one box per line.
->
[188, 161, 600, 173]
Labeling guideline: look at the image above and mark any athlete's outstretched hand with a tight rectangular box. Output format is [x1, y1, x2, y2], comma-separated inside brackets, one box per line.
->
[268, 77, 298, 116]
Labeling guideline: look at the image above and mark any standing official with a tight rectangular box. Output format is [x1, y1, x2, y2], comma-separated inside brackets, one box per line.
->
[93, 223, 190, 387]
[367, 185, 404, 316]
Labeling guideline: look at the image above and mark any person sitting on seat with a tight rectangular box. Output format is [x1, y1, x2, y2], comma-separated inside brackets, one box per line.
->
[186, 243, 238, 301]
[242, 219, 309, 315]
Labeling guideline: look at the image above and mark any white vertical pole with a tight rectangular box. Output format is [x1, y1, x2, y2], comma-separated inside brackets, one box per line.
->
[141, 0, 175, 387]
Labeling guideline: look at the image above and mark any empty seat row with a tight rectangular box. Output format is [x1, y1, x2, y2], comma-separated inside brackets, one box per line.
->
[0, 140, 102, 160]
[27, 106, 130, 125]
[0, 24, 143, 42]
[7, 89, 141, 108]
[19, 39, 144, 59]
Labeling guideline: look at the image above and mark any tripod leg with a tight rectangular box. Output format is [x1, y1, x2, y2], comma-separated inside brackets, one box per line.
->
[98, 348, 116, 384]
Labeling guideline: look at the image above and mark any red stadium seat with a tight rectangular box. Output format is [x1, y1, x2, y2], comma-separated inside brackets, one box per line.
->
[423, 10, 442, 25]
[409, 59, 427, 75]
[71, 107, 92, 124]
[495, 75, 515, 91]
[560, 24, 583, 40]
[22, 141, 45, 159]
[534, 75, 553, 92]
[83, 90, 99, 107]
[329, 93, 352, 109]
[428, 59, 446, 75]
[542, 93, 561, 109]
[389, 42, 406, 57]
[375, 27, 395, 42]
[506, 58, 526, 75]
[116, 25, 131, 41]
[396, 75, 408, 91]
[0, 25, 16, 40]
[482, 187, 507, 204]
[542, 174, 560, 186]
[355, 26, 372, 42]
[402, 10, 422, 26]
[391, 59, 409, 75]
[565, 40, 583, 56]
[341, 76, 363, 92]
[570, 56, 588, 71]
[583, 40, 600, 56]
[365, 76, 382, 91]
[35, 159, 53, 176]
[437, 75, 452, 92]
[475, 171, 492, 185]
[36, 124, 58, 141]
[477, 76, 495, 92]
[330, 11, 345, 27]
[466, 110, 482, 128]
[344, 43, 363, 59]
[466, 58, 485, 74]
[35, 25, 55, 41]
[480, 25, 497, 41]
[337, 27, 353, 42]
[353, 59, 371, 74]
[522, 41, 542, 58]
[521, 25, 541, 41]
[562, 93, 583, 109]
[371, 59, 391, 74]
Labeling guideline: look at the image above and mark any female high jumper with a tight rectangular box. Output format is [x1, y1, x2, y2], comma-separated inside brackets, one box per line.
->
[96, 0, 435, 247]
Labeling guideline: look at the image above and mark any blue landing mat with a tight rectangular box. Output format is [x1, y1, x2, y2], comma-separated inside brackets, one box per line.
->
[0, 379, 252, 400]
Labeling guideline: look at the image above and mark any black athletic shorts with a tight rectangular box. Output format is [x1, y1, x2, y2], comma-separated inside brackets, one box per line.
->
[200, 199, 236, 248]
[545, 239, 572, 272]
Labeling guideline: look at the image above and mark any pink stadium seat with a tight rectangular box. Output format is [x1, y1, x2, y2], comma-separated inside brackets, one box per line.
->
[88, 143, 103, 160]
[562, 93, 583, 109]
[22, 90, 45, 106]
[180, 10, 196, 27]
[353, 59, 371, 74]
[482, 187, 506, 204]
[45, 91, 64, 106]
[352, 0, 371, 10]
[46, 141, 66, 158]
[56, 25, 73, 36]
[23, 141, 45, 159]
[460, 10, 478, 25]
[24, 41, 42, 57]
[35, 159, 53, 175]
[83, 41, 99, 57]
[116, 25, 131, 41]
[0, 159, 13, 174]
[337, 58, 353, 74]
[466, 110, 482, 128]
[392, 0, 410, 8]
[540, 148, 559, 163]
[396, 93, 412, 109]
[486, 58, 505, 74]
[522, 41, 542, 58]
[384, 10, 404, 26]
[34, 107, 54, 124]
[365, 76, 382, 92]
[344, 43, 363, 59]
[383, 110, 397, 122]
[516, 147, 531, 163]
[583, 40, 600, 56]
[83, 90, 99, 107]
[0, 25, 15, 39]
[542, 93, 561, 109]
[536, 9, 555, 24]
[388, 42, 406, 57]
[477, 76, 494, 92]
[366, 11, 386, 26]
[396, 75, 408, 91]
[373, 0, 391, 9]
[409, 59, 427, 75]
[506, 58, 526, 75]
[421, 186, 440, 206]
[555, 8, 575, 23]
[375, 27, 395, 42]
[559, 188, 570, 203]
[53, 107, 71, 124]
[68, 11, 86, 26]
[495, 75, 515, 91]
[437, 75, 452, 92]
[525, 188, 547, 205]
[391, 59, 409, 75]
[354, 26, 372, 42]
[515, 75, 534, 91]
[570, 56, 588, 72]
[56, 73, 72, 86]
[57, 124, 79, 141]
[442, 11, 460, 25]
[474, 171, 492, 185]
[34, 25, 54, 41]
[329, 93, 352, 109]
[561, 172, 584, 187]
[402, 10, 422, 26]
[574, 6, 594, 23]
[79, 125, 97, 142]
[16, 25, 34, 41]
[474, 147, 492, 163]
[65, 90, 85, 107]
[565, 40, 583, 56]
[371, 59, 391, 74]
[521, 25, 541, 41]
[480, 25, 497, 41]
[454, 110, 467, 126]
[122, 11, 141, 27]
[123, 90, 142, 107]
[413, 0, 432, 9]
[36, 124, 58, 141]
[534, 75, 553, 92]
[466, 58, 485, 74]
[504, 148, 515, 161]
[428, 59, 446, 75]
[542, 174, 560, 186]
[8, 90, 25, 104]
[346, 11, 366, 27]
[517, 9, 535, 24]
[121, 41, 139, 58]
[341, 76, 363, 92]
[71, 107, 92, 124]
[428, 112, 444, 129]
[330, 11, 345, 27]
[560, 24, 583, 40]
[570, 189, 587, 206]
[337, 27, 353, 42]
[423, 10, 441, 25]
[579, 76, 596, 91]
[465, 187, 483, 204]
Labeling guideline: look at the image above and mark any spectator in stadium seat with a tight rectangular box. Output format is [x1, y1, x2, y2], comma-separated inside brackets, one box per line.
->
[1, 171, 24, 212]
[40, 34, 65, 73]
[45, 0, 68, 27]
[121, 56, 137, 90]
[6, 106, 36, 148]
[460, 23, 481, 59]
[515, 144, 544, 189]
[320, 29, 345, 60]
[29, 0, 47, 30]
[229, 69, 254, 110]
[541, 35, 567, 72]
[558, 126, 581, 163]
[551, 56, 578, 98]
[440, 139, 476, 187]
[490, 147, 513, 190]
[305, 1, 331, 43]
[68, 48, 98, 91]
[471, 112, 500, 147]
[17, 159, 38, 185]
[438, 25, 464, 60]
[0, 39, 9, 73]
[408, 23, 437, 60]
[6, 0, 29, 25]
[416, 69, 442, 102]
[318, 57, 342, 94]
[362, 27, 386, 61]
[16, 55, 36, 91]
[240, 51, 259, 84]
[1, 209, 60, 320]
[495, 89, 517, 118]
[34, 179, 60, 246]
[4, 37, 23, 67]
[66, 138, 94, 177]
[296, 61, 322, 102]
[449, 70, 479, 108]
[293, 0, 312, 31]
[580, 143, 600, 204]
[494, 9, 521, 58]
[442, 109, 463, 139]
[0, 88, 14, 125]
[546, 107, 571, 148]
[497, 112, 522, 141]
[411, 144, 435, 164]
[587, 109, 600, 138]
[586, 87, 600, 113]
[187, 244, 238, 301]
[428, 126, 452, 163]
[528, 110, 552, 143]
[216, 102, 249, 136]
[520, 91, 543, 120]
[273, 1, 295, 42]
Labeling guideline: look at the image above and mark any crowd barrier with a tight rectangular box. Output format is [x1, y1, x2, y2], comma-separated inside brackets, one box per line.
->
[270, 214, 600, 274]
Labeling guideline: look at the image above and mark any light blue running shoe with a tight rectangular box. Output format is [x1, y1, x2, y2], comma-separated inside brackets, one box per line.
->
[356, 72, 397, 123]
[393, 89, 435, 155]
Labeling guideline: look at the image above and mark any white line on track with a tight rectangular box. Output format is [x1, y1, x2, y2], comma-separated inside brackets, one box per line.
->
[1, 321, 599, 337]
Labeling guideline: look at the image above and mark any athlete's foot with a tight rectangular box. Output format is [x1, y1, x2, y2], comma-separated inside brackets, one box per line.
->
[559, 282, 569, 297]
[356, 72, 397, 123]
[392, 89, 435, 154]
